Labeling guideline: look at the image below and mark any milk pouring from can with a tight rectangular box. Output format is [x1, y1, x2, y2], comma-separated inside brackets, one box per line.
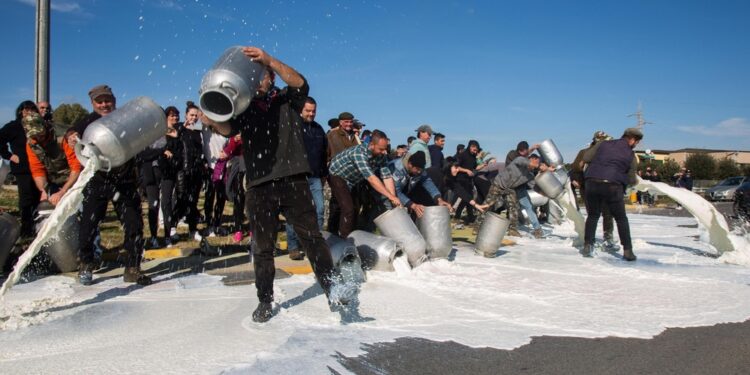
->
[199, 46, 266, 122]
[75, 96, 166, 171]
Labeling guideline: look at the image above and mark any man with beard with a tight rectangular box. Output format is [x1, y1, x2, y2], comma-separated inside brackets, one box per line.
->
[581, 128, 642, 261]
[200, 47, 354, 322]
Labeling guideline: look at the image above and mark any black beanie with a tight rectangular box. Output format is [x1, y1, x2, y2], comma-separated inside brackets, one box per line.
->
[410, 151, 426, 169]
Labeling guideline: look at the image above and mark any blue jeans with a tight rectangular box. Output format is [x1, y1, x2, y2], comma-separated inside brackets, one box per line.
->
[285, 177, 325, 250]
[516, 188, 541, 230]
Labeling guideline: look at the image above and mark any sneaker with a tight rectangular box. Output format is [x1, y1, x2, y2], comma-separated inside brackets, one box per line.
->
[165, 238, 174, 248]
[288, 248, 305, 260]
[123, 267, 153, 285]
[169, 228, 180, 243]
[207, 230, 216, 238]
[191, 231, 203, 242]
[233, 231, 243, 243]
[252, 302, 274, 323]
[532, 228, 544, 239]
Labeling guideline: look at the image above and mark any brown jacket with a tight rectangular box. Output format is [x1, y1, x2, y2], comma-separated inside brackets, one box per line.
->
[326, 127, 358, 163]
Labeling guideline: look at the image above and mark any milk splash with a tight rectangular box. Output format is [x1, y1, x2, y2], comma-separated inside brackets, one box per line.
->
[634, 178, 738, 253]
[0, 157, 99, 298]
[553, 183, 586, 246]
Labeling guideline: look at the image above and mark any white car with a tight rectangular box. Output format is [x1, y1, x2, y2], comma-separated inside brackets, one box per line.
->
[707, 176, 749, 201]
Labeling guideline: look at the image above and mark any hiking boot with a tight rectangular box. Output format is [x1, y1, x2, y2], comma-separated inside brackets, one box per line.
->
[532, 228, 544, 239]
[580, 244, 593, 258]
[622, 248, 637, 261]
[123, 267, 153, 285]
[288, 248, 305, 260]
[252, 302, 274, 323]
[506, 227, 521, 237]
[77, 263, 95, 285]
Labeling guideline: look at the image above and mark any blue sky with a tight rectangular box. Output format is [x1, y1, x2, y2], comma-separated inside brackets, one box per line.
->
[2, 0, 749, 161]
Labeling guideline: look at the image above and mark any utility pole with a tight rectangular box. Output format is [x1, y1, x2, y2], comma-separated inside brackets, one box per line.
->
[35, 0, 50, 103]
[628, 100, 653, 129]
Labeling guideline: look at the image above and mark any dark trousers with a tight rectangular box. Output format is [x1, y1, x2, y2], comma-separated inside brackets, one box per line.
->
[204, 169, 228, 228]
[454, 176, 476, 223]
[584, 180, 632, 250]
[172, 175, 202, 232]
[327, 176, 341, 234]
[15, 174, 40, 237]
[78, 178, 143, 267]
[329, 175, 360, 238]
[231, 171, 246, 231]
[144, 184, 160, 237]
[247, 174, 335, 303]
[160, 179, 176, 231]
[580, 182, 614, 237]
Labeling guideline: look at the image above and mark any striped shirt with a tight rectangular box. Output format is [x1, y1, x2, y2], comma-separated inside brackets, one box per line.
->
[329, 144, 391, 188]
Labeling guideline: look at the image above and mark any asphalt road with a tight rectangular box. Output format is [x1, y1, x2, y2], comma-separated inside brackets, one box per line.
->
[335, 201, 750, 375]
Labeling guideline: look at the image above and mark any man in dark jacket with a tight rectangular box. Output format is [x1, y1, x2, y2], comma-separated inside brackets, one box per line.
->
[67, 85, 152, 286]
[201, 47, 354, 323]
[0, 101, 42, 237]
[284, 96, 327, 261]
[581, 128, 642, 260]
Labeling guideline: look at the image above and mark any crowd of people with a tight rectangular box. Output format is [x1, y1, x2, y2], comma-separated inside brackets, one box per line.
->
[0, 46, 646, 322]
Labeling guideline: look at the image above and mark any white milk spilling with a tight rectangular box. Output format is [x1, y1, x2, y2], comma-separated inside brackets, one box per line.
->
[553, 184, 586, 246]
[635, 178, 736, 253]
[0, 157, 99, 299]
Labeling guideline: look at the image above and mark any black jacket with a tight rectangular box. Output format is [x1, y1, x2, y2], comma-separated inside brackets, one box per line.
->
[0, 119, 31, 175]
[230, 79, 311, 187]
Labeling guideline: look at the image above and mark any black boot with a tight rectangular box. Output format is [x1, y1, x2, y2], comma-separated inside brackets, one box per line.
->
[580, 243, 593, 258]
[252, 302, 274, 323]
[622, 248, 637, 261]
[124, 267, 153, 285]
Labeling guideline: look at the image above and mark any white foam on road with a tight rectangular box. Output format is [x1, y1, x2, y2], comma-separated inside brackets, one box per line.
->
[1, 214, 749, 374]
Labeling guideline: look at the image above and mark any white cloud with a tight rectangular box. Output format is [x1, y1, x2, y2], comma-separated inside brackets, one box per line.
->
[15, 0, 82, 13]
[676, 117, 750, 137]
[154, 0, 183, 11]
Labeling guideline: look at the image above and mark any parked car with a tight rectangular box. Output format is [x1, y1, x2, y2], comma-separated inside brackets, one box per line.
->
[706, 176, 749, 201]
[735, 181, 750, 221]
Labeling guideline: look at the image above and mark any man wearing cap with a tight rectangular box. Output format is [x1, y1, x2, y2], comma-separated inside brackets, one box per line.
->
[329, 129, 401, 238]
[387, 151, 452, 218]
[408, 125, 433, 169]
[571, 131, 616, 246]
[581, 128, 643, 261]
[69, 85, 152, 286]
[23, 113, 81, 206]
[200, 47, 354, 322]
[326, 111, 359, 233]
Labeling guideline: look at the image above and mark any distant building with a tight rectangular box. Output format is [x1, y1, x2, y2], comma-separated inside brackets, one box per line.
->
[635, 148, 750, 168]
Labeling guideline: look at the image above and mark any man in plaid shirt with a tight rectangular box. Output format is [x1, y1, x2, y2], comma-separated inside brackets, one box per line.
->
[329, 129, 401, 237]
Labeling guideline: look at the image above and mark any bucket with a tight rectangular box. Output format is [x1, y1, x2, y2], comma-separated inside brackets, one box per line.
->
[199, 46, 266, 123]
[348, 230, 404, 272]
[322, 232, 366, 284]
[553, 166, 569, 185]
[374, 207, 428, 267]
[474, 212, 510, 257]
[535, 170, 565, 199]
[538, 139, 564, 166]
[0, 213, 20, 272]
[0, 159, 10, 186]
[416, 206, 452, 259]
[527, 189, 549, 207]
[42, 214, 80, 273]
[75, 97, 166, 171]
